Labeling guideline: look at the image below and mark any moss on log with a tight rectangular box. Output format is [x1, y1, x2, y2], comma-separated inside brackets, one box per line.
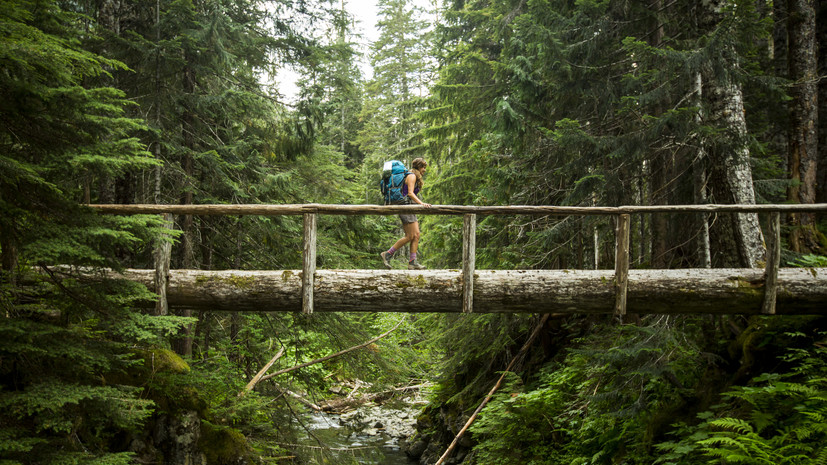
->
[104, 268, 827, 315]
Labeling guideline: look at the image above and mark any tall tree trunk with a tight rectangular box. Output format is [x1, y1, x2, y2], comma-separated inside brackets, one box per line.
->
[96, 0, 121, 205]
[786, 0, 820, 253]
[649, 0, 671, 268]
[818, 0, 827, 209]
[0, 213, 18, 282]
[175, 59, 196, 358]
[704, 76, 765, 268]
[154, 0, 163, 205]
[153, 213, 173, 316]
[692, 72, 712, 268]
[150, 0, 171, 316]
[695, 2, 764, 268]
[637, 166, 648, 266]
[229, 223, 242, 363]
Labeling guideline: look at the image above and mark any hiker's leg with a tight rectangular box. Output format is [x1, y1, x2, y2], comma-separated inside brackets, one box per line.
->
[391, 222, 417, 250]
[405, 221, 425, 269]
[407, 222, 421, 255]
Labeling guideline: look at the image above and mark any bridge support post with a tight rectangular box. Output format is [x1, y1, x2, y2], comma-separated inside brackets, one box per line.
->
[762, 212, 781, 314]
[462, 214, 477, 313]
[302, 213, 317, 314]
[614, 214, 630, 317]
[153, 213, 173, 316]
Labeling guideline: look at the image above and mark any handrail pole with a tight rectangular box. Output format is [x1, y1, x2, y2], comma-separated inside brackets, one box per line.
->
[86, 203, 827, 217]
[462, 214, 477, 314]
[614, 214, 631, 318]
[762, 212, 781, 314]
[302, 213, 317, 315]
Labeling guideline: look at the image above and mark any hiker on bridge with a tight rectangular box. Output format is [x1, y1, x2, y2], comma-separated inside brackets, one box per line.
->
[381, 157, 431, 270]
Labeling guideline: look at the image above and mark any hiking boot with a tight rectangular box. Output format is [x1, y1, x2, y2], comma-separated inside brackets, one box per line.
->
[407, 259, 425, 270]
[380, 251, 392, 269]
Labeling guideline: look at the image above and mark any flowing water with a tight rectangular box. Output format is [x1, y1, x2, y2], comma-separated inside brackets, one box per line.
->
[295, 410, 419, 464]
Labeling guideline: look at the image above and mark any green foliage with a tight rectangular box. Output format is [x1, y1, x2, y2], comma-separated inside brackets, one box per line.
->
[0, 311, 162, 462]
[199, 421, 256, 464]
[357, 0, 432, 186]
[466, 317, 706, 464]
[424, 314, 537, 407]
[656, 332, 827, 464]
[792, 254, 827, 268]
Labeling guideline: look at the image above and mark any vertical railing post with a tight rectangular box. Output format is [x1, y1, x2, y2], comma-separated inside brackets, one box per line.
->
[762, 211, 781, 315]
[614, 214, 631, 318]
[462, 214, 477, 314]
[153, 212, 173, 316]
[302, 213, 317, 315]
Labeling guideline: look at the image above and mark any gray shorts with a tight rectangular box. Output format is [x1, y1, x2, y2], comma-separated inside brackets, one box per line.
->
[399, 213, 418, 224]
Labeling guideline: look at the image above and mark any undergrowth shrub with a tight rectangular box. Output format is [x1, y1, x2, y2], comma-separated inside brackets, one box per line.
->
[656, 331, 827, 465]
[469, 316, 706, 464]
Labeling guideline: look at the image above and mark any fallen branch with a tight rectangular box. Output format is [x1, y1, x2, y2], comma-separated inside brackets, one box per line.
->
[434, 313, 551, 465]
[241, 345, 286, 396]
[280, 387, 323, 412]
[258, 317, 405, 383]
[319, 381, 431, 413]
[347, 379, 363, 399]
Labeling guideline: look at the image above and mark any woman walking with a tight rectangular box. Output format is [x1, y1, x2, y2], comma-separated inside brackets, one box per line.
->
[380, 158, 431, 270]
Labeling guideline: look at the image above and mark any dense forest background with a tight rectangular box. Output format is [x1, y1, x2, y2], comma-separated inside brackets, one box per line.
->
[2, 0, 827, 463]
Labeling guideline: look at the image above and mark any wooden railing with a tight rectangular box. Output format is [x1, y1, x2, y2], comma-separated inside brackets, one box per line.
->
[89, 203, 827, 316]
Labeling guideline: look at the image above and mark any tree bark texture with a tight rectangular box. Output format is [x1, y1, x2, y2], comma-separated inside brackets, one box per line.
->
[462, 214, 476, 313]
[704, 76, 765, 268]
[153, 213, 173, 315]
[818, 0, 827, 207]
[99, 268, 827, 315]
[695, 0, 765, 269]
[787, 0, 820, 252]
[762, 212, 782, 314]
[614, 215, 630, 316]
[302, 213, 317, 314]
[692, 72, 712, 268]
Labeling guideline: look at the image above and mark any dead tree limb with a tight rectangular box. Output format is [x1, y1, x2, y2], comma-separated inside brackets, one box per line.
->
[258, 318, 405, 384]
[280, 386, 323, 412]
[434, 313, 551, 465]
[241, 345, 286, 396]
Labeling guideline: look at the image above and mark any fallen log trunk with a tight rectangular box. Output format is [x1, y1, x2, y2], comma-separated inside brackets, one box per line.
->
[97, 268, 827, 315]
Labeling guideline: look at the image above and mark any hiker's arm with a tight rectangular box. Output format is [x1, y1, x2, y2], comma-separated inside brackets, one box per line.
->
[406, 174, 431, 207]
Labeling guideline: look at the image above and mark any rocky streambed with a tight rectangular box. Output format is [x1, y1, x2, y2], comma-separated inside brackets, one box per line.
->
[338, 403, 419, 440]
[296, 402, 421, 464]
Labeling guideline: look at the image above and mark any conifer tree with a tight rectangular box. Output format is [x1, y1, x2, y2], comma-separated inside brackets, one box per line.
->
[786, 0, 820, 253]
[0, 0, 176, 460]
[423, 0, 780, 269]
[358, 0, 432, 171]
[296, 0, 365, 167]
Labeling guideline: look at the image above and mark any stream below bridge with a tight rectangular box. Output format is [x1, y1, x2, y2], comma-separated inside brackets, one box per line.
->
[294, 404, 420, 464]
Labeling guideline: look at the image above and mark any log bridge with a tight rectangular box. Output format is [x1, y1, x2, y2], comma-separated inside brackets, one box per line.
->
[89, 203, 827, 316]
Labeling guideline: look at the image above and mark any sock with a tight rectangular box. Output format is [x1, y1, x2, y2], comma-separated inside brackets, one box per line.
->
[387, 246, 397, 256]
[409, 252, 417, 262]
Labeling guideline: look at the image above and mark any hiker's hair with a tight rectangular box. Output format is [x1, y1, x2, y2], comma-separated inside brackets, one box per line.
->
[411, 158, 427, 188]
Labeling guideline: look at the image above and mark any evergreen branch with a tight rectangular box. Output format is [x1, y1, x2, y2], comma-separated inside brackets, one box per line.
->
[257, 317, 405, 383]
[435, 313, 551, 465]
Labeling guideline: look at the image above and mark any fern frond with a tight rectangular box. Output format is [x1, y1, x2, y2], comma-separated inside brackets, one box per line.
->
[708, 417, 754, 435]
